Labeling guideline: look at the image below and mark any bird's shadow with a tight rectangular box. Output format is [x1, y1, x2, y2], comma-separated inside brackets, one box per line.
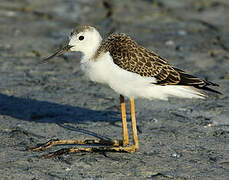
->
[0, 93, 120, 139]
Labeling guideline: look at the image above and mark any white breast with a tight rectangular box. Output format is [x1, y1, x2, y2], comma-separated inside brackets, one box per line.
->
[80, 52, 204, 100]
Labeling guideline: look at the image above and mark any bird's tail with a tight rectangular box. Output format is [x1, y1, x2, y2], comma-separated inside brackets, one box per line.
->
[194, 80, 222, 95]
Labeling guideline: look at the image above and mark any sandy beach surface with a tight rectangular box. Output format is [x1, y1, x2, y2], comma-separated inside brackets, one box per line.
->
[0, 0, 229, 179]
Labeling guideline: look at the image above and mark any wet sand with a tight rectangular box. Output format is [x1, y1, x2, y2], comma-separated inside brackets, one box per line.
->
[0, 0, 229, 179]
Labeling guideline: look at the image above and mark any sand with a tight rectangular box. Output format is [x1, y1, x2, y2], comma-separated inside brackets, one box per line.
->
[0, 0, 228, 179]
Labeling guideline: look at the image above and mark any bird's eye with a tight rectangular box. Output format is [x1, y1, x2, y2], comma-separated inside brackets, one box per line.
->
[79, 36, 84, 41]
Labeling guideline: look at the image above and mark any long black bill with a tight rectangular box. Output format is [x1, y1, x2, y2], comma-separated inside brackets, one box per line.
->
[40, 45, 73, 64]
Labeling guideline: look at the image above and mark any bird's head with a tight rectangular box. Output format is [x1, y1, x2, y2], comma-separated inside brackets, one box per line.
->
[42, 26, 102, 63]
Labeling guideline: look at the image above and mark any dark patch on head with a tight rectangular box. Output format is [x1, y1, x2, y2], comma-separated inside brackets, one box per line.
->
[72, 26, 94, 35]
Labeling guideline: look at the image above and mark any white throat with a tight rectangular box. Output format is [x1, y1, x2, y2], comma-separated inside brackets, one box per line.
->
[82, 39, 101, 60]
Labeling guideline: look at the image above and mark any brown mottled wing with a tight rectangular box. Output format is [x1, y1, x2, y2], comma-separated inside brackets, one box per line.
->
[97, 33, 219, 91]
[98, 33, 181, 85]
[173, 67, 204, 85]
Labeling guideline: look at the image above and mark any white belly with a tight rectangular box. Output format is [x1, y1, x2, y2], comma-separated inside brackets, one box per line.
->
[80, 52, 204, 100]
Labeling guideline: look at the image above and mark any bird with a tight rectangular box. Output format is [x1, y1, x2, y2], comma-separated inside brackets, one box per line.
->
[30, 26, 221, 158]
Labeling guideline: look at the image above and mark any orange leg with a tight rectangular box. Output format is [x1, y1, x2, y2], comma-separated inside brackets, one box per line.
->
[130, 98, 139, 150]
[29, 95, 138, 158]
[120, 95, 129, 146]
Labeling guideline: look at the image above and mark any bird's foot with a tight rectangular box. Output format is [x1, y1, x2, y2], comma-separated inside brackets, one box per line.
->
[38, 145, 138, 159]
[28, 138, 122, 151]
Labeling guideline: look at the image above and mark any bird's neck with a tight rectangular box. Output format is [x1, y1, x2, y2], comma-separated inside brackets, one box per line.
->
[82, 48, 98, 60]
[82, 36, 103, 60]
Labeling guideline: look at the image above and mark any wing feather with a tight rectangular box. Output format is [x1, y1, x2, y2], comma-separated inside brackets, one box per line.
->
[94, 33, 221, 94]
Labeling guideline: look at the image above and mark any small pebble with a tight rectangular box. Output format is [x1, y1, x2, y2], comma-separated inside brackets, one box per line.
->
[165, 40, 175, 46]
[178, 30, 187, 36]
[171, 153, 181, 158]
[65, 167, 71, 171]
